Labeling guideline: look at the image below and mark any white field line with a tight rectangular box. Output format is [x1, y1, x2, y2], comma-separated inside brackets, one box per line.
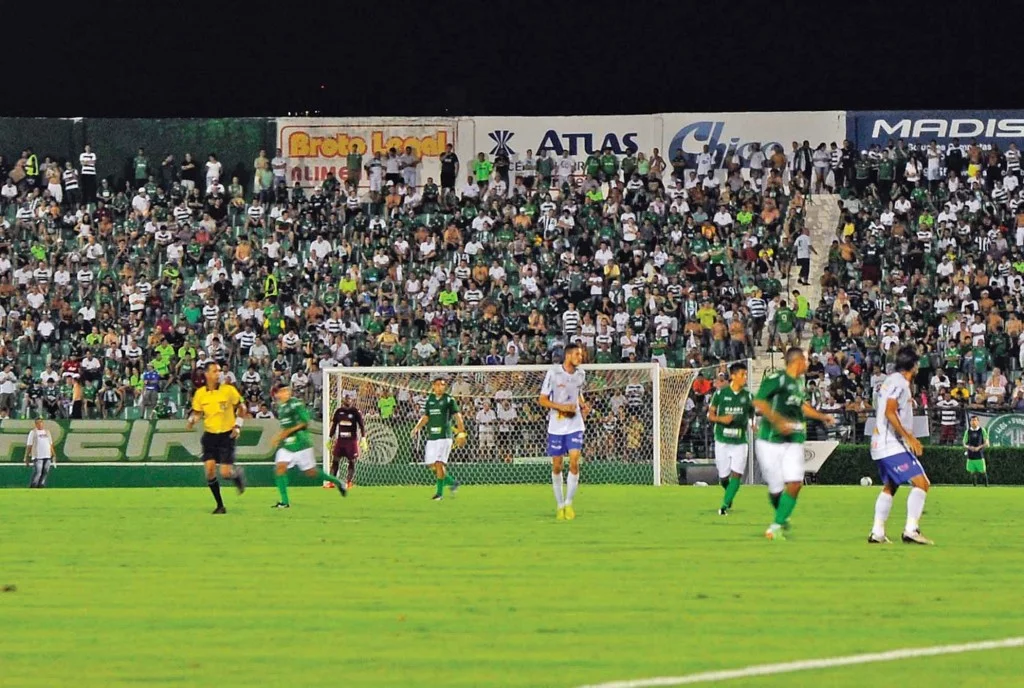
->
[574, 636, 1024, 688]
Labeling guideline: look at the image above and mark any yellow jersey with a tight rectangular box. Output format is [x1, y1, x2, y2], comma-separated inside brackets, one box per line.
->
[192, 384, 243, 434]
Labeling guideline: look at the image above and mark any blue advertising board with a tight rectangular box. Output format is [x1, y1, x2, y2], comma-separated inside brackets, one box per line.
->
[847, 110, 1024, 152]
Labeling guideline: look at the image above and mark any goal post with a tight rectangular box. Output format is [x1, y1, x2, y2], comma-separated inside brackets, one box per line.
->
[321, 362, 737, 487]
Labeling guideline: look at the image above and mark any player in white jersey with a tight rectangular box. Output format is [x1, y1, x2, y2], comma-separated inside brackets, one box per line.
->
[868, 345, 933, 545]
[538, 343, 590, 520]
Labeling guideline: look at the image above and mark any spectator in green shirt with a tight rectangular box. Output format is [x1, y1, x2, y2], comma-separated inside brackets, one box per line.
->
[809, 324, 830, 354]
[791, 289, 810, 337]
[378, 391, 396, 420]
[346, 144, 363, 187]
[599, 147, 618, 181]
[771, 300, 797, 350]
[134, 148, 148, 186]
[151, 356, 171, 377]
[472, 153, 493, 187]
[439, 288, 458, 307]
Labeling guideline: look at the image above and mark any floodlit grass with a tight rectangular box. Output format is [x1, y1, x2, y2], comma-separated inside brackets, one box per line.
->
[1, 484, 1022, 687]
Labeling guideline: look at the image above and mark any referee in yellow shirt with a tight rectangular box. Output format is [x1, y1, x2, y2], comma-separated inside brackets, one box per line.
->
[186, 361, 248, 513]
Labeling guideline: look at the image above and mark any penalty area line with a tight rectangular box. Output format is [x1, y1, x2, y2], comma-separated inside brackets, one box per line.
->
[573, 636, 1024, 688]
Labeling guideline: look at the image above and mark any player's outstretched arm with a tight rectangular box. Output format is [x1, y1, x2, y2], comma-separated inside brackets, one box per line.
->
[801, 402, 835, 426]
[411, 414, 429, 437]
[452, 411, 468, 447]
[231, 390, 248, 438]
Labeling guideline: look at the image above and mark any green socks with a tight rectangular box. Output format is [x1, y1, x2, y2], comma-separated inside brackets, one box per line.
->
[722, 476, 741, 510]
[433, 473, 455, 496]
[275, 473, 290, 506]
[316, 468, 343, 489]
[774, 492, 797, 526]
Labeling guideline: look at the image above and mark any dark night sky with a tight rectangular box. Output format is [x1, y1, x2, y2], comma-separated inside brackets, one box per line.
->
[18, 2, 1018, 118]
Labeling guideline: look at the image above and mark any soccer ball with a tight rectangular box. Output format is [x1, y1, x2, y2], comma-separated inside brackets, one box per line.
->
[859, 477, 873, 487]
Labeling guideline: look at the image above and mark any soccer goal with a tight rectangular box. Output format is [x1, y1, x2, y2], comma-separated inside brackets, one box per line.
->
[321, 362, 734, 486]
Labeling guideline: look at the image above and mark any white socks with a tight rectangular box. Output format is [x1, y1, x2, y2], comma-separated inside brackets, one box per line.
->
[906, 487, 927, 533]
[872, 491, 893, 538]
[566, 471, 579, 506]
[552, 472, 564, 508]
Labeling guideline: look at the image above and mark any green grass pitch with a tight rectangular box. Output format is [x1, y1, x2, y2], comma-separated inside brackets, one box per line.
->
[2, 484, 1023, 688]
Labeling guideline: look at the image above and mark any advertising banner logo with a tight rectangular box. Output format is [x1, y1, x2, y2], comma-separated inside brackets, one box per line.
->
[471, 116, 659, 177]
[847, 110, 1024, 152]
[278, 118, 457, 189]
[662, 111, 846, 170]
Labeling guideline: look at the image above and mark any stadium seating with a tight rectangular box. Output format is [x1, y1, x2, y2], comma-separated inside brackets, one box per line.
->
[0, 138, 1020, 454]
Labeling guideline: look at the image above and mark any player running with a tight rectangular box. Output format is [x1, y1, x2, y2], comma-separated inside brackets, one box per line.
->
[754, 347, 835, 541]
[329, 392, 367, 490]
[963, 415, 990, 487]
[411, 376, 466, 501]
[539, 343, 590, 520]
[186, 362, 248, 514]
[271, 383, 346, 508]
[868, 345, 934, 544]
[707, 361, 753, 515]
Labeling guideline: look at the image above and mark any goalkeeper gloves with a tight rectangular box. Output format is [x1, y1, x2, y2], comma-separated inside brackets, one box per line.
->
[359, 437, 369, 453]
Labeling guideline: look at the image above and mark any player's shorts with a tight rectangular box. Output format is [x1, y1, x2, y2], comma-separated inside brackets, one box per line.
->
[874, 451, 926, 486]
[333, 438, 359, 461]
[425, 438, 453, 465]
[714, 441, 748, 478]
[966, 458, 987, 473]
[755, 440, 804, 494]
[547, 431, 584, 457]
[275, 447, 316, 472]
[201, 431, 235, 465]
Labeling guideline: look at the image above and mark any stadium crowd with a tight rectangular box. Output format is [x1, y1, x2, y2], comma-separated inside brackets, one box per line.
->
[0, 137, 1020, 448]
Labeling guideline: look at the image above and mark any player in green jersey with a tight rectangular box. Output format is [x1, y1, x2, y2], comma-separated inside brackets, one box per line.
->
[707, 361, 753, 515]
[753, 348, 835, 540]
[271, 383, 346, 508]
[411, 376, 467, 501]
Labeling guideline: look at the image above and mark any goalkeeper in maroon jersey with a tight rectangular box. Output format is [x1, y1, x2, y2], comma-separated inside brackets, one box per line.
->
[329, 394, 367, 489]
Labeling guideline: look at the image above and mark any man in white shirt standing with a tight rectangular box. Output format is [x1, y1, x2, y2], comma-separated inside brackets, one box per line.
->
[793, 227, 815, 286]
[25, 417, 56, 488]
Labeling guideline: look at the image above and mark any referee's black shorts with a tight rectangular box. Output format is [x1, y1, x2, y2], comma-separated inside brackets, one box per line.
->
[201, 431, 236, 465]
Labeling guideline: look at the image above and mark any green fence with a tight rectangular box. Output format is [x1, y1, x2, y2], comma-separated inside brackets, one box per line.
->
[0, 118, 275, 191]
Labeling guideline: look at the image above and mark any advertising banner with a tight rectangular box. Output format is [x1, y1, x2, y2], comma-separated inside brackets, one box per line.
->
[803, 440, 840, 474]
[662, 111, 847, 170]
[847, 110, 1024, 153]
[0, 419, 323, 464]
[278, 118, 457, 190]
[469, 115, 662, 179]
[975, 413, 1024, 447]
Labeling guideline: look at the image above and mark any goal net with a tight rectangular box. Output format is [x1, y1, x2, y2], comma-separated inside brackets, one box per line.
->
[321, 363, 722, 486]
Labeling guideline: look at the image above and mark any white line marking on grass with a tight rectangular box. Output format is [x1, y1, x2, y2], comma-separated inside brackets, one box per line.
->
[574, 636, 1024, 688]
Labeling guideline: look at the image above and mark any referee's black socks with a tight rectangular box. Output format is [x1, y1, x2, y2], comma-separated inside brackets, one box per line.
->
[208, 478, 224, 508]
